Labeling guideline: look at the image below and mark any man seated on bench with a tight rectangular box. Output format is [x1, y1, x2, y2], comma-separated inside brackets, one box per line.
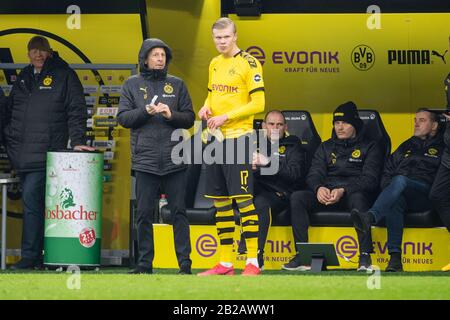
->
[239, 110, 306, 269]
[352, 108, 444, 272]
[282, 101, 383, 272]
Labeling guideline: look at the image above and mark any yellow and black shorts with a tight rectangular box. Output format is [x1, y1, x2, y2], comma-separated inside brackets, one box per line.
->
[203, 135, 256, 199]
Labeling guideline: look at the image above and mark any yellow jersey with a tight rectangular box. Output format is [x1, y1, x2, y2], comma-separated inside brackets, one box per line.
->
[204, 50, 265, 138]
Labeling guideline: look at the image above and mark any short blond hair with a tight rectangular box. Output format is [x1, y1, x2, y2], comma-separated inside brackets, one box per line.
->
[212, 17, 236, 33]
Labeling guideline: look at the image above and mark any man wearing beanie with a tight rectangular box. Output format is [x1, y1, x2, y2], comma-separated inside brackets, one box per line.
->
[3, 36, 92, 269]
[352, 108, 444, 272]
[282, 101, 383, 272]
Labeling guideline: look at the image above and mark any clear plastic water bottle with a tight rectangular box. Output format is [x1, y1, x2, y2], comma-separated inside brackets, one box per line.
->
[158, 194, 168, 223]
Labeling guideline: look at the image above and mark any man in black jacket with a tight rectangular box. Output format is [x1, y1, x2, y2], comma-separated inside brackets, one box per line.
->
[239, 110, 306, 268]
[4, 36, 92, 269]
[352, 108, 444, 272]
[282, 102, 383, 272]
[428, 65, 450, 271]
[118, 38, 195, 274]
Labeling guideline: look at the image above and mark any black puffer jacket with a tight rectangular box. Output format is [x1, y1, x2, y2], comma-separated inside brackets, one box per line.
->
[307, 129, 383, 195]
[254, 134, 306, 195]
[381, 134, 444, 189]
[117, 38, 195, 175]
[4, 53, 86, 172]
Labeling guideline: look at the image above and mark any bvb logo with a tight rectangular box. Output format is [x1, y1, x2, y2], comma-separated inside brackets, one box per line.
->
[43, 76, 52, 86]
[352, 149, 361, 158]
[164, 83, 174, 94]
[351, 45, 375, 71]
[428, 148, 438, 156]
[279, 146, 286, 154]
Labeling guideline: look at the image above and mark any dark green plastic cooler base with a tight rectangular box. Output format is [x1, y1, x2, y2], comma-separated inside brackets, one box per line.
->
[44, 237, 101, 266]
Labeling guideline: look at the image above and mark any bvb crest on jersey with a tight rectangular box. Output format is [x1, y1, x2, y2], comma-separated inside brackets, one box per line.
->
[164, 83, 173, 94]
[43, 76, 52, 86]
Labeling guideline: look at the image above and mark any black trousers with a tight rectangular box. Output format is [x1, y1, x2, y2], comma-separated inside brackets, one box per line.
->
[18, 171, 46, 261]
[290, 190, 374, 254]
[430, 164, 450, 232]
[135, 170, 192, 269]
[253, 191, 289, 254]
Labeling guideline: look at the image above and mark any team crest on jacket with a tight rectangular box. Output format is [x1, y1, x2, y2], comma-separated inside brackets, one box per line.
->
[43, 76, 52, 86]
[351, 149, 361, 158]
[279, 146, 286, 154]
[164, 83, 174, 94]
[428, 148, 438, 156]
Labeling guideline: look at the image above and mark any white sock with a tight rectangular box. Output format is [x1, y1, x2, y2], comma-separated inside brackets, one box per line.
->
[246, 258, 258, 267]
[220, 262, 233, 268]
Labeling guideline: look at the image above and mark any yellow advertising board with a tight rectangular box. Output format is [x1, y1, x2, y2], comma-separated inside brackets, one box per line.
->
[153, 224, 450, 272]
[148, 3, 450, 149]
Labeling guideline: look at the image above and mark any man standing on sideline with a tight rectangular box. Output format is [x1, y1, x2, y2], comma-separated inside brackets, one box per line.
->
[118, 38, 195, 274]
[3, 36, 93, 269]
[197, 17, 265, 276]
[353, 108, 444, 272]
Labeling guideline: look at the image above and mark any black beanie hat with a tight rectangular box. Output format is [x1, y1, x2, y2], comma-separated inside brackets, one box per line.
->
[333, 101, 363, 133]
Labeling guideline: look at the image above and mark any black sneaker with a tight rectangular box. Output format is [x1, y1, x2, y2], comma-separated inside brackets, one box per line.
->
[178, 263, 192, 275]
[386, 253, 403, 272]
[351, 209, 374, 234]
[357, 253, 373, 272]
[128, 266, 153, 274]
[281, 254, 311, 271]
[10, 258, 43, 270]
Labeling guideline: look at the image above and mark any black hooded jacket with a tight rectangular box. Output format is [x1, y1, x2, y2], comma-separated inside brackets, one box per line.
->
[381, 134, 444, 189]
[4, 52, 86, 172]
[254, 134, 306, 195]
[117, 38, 195, 175]
[306, 128, 383, 195]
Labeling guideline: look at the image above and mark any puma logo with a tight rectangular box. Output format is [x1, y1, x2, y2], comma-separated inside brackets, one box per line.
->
[139, 87, 148, 99]
[432, 50, 447, 64]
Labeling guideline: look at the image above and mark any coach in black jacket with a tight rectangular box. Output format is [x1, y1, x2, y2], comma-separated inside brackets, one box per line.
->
[4, 36, 91, 270]
[118, 38, 195, 275]
[239, 110, 306, 268]
[282, 102, 383, 272]
[352, 108, 444, 272]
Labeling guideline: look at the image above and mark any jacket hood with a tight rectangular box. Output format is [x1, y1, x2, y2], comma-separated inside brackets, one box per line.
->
[138, 38, 172, 80]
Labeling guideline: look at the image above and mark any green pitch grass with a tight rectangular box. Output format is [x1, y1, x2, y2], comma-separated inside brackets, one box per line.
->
[0, 268, 448, 300]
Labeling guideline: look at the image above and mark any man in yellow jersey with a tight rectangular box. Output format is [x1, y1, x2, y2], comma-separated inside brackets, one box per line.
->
[197, 17, 265, 276]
